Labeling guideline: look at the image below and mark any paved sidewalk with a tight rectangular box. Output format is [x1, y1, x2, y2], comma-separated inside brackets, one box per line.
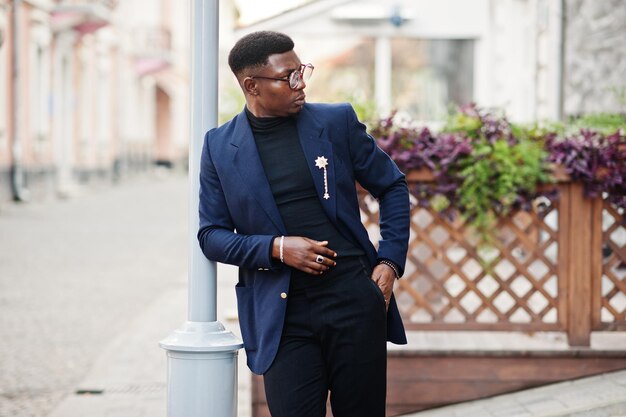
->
[0, 175, 191, 417]
[0, 174, 252, 417]
[405, 370, 626, 417]
[46, 263, 252, 417]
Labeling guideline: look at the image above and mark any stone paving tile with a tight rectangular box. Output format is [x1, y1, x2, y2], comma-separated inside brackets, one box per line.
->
[0, 391, 65, 417]
[429, 404, 489, 417]
[523, 398, 569, 415]
[613, 372, 626, 387]
[51, 394, 161, 417]
[555, 380, 626, 411]
[566, 403, 626, 417]
[488, 404, 534, 417]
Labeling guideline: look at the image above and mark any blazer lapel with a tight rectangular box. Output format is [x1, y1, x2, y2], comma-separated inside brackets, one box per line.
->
[297, 106, 337, 223]
[230, 111, 286, 234]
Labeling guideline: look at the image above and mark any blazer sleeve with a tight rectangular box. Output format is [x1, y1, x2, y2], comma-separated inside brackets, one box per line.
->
[344, 104, 410, 276]
[197, 130, 279, 271]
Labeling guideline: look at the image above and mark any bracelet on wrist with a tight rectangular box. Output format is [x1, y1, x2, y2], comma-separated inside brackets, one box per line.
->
[378, 259, 399, 278]
[279, 236, 285, 263]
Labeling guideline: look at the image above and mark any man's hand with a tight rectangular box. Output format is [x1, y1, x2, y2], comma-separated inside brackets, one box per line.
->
[371, 263, 396, 311]
[273, 236, 337, 275]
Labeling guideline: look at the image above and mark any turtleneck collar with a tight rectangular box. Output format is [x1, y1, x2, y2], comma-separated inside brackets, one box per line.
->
[245, 106, 296, 133]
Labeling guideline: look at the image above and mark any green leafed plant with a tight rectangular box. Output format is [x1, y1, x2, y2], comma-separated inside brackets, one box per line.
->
[372, 104, 553, 244]
[445, 105, 551, 242]
[455, 134, 550, 241]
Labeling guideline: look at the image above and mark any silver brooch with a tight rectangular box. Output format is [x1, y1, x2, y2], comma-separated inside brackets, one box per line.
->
[315, 156, 330, 200]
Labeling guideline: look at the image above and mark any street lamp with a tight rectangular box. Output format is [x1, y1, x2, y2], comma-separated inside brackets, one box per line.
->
[160, 2, 242, 416]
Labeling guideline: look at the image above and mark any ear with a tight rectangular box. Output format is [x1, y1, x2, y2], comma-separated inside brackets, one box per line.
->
[243, 77, 259, 96]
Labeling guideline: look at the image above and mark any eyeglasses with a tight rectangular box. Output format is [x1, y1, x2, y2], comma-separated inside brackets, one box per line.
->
[250, 63, 314, 90]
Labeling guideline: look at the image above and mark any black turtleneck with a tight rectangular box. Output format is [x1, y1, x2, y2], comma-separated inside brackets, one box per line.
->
[245, 107, 364, 288]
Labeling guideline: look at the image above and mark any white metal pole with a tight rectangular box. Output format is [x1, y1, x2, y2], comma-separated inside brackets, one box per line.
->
[187, 0, 217, 324]
[375, 35, 392, 117]
[160, 1, 242, 416]
[555, 0, 566, 121]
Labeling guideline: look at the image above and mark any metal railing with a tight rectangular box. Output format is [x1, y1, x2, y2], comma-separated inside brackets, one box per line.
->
[55, 0, 118, 10]
[131, 27, 172, 57]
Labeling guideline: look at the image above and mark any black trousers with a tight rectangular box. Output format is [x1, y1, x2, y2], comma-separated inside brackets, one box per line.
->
[263, 256, 388, 417]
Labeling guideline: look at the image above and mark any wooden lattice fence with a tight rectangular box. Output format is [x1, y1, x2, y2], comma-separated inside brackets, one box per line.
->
[358, 169, 626, 346]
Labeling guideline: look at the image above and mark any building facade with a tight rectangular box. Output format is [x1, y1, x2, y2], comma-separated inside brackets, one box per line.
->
[0, 0, 191, 202]
[233, 0, 625, 124]
[1, 0, 624, 202]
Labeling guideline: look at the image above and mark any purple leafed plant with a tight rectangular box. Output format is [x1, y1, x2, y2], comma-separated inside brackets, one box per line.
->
[371, 113, 474, 220]
[546, 129, 626, 213]
[370, 104, 626, 237]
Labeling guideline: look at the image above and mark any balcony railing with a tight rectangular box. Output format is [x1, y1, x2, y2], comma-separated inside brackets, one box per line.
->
[55, 0, 118, 9]
[51, 0, 117, 35]
[358, 169, 626, 346]
[131, 27, 172, 75]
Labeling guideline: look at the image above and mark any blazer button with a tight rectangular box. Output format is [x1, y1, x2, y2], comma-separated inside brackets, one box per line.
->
[280, 292, 287, 299]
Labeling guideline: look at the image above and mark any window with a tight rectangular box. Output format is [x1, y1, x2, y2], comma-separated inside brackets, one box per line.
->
[392, 38, 474, 121]
[30, 23, 51, 154]
[297, 36, 474, 122]
[31, 44, 50, 153]
[78, 44, 94, 161]
[303, 37, 376, 109]
[96, 57, 112, 152]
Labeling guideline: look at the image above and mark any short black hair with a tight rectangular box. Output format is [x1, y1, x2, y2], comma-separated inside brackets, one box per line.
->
[228, 31, 295, 77]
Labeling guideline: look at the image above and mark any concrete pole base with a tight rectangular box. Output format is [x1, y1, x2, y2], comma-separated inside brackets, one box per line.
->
[160, 321, 243, 417]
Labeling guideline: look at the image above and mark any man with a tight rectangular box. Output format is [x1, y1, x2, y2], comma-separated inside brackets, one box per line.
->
[198, 31, 409, 417]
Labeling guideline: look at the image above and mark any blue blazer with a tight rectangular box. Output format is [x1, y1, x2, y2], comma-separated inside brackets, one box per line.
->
[198, 103, 409, 375]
